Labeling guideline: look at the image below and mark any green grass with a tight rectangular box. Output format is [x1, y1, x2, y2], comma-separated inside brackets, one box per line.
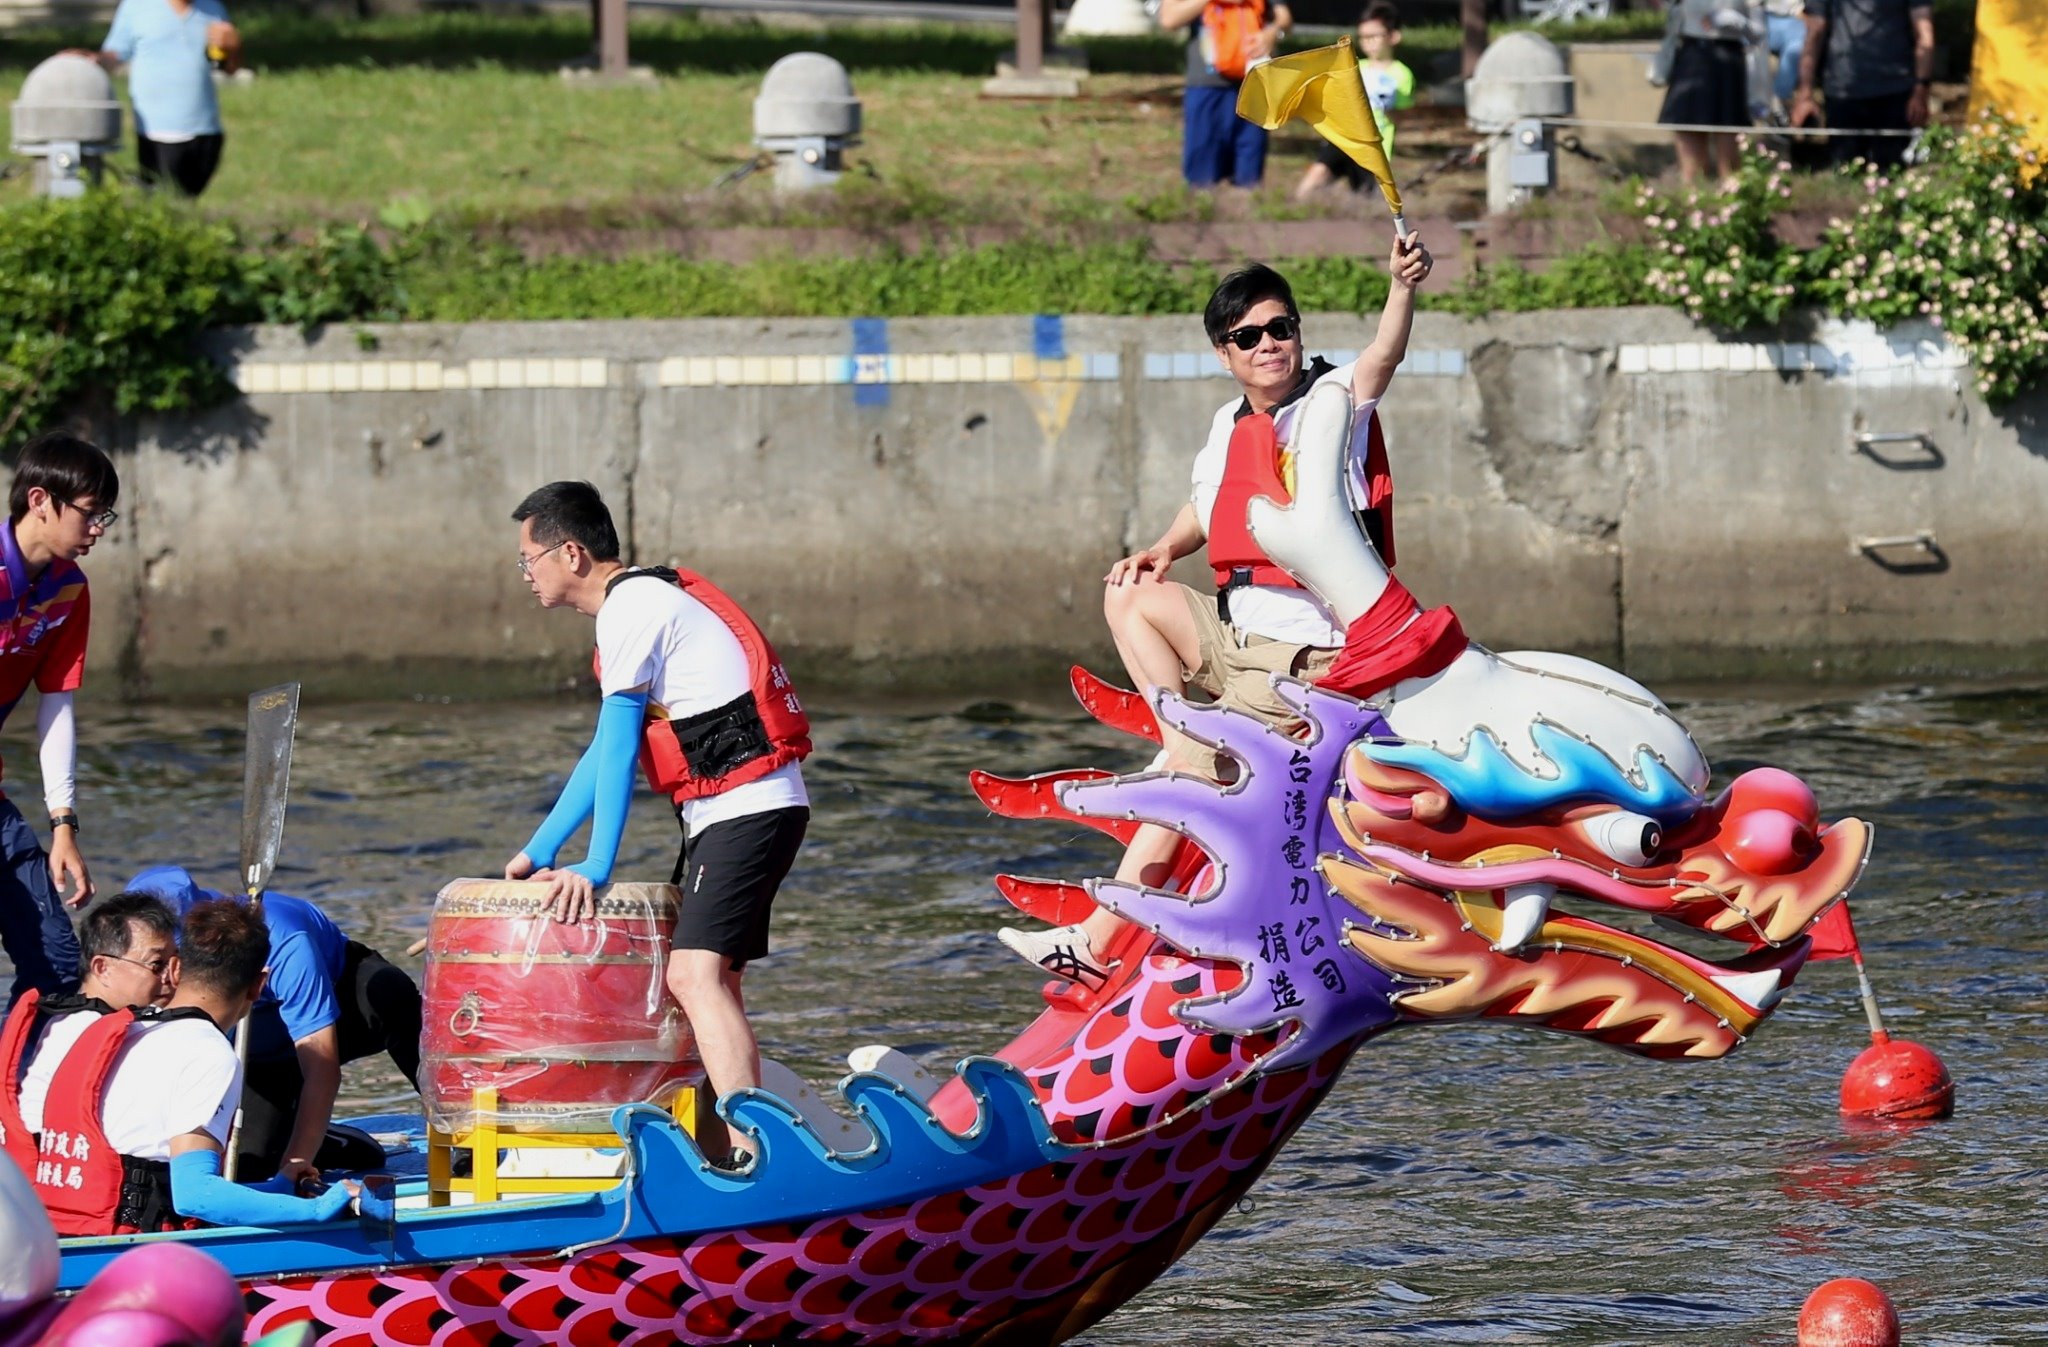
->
[0, 10, 1663, 234]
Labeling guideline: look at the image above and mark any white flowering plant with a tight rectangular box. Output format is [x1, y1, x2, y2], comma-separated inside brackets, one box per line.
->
[1636, 146, 1804, 330]
[1806, 113, 2047, 404]
[1635, 115, 2047, 405]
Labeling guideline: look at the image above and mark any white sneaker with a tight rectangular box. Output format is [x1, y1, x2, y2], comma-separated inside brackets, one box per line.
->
[998, 924, 1111, 990]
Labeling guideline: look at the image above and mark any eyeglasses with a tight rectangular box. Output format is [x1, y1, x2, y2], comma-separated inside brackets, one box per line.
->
[106, 953, 172, 978]
[516, 540, 568, 576]
[57, 499, 118, 530]
[1221, 316, 1301, 351]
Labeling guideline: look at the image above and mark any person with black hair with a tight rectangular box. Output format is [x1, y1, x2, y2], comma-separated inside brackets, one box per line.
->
[9, 893, 179, 1187]
[506, 481, 810, 1166]
[1, 433, 119, 1010]
[1790, 0, 1934, 169]
[0, 898, 372, 1235]
[73, 893, 179, 1011]
[1294, 2, 1416, 200]
[1001, 238, 1430, 987]
[124, 865, 420, 1187]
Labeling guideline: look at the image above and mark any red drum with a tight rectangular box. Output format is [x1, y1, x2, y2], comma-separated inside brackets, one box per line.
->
[420, 879, 702, 1133]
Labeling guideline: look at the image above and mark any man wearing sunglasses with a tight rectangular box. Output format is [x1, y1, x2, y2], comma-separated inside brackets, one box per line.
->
[0, 433, 120, 1011]
[1002, 237, 1431, 988]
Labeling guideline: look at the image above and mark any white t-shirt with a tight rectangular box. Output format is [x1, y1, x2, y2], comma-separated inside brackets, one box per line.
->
[597, 573, 809, 838]
[1190, 359, 1381, 647]
[21, 1013, 241, 1162]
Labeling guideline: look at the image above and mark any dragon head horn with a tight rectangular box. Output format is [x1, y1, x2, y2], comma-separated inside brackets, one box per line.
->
[1245, 379, 1393, 627]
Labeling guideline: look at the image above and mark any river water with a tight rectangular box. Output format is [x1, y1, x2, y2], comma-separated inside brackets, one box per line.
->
[7, 679, 2044, 1345]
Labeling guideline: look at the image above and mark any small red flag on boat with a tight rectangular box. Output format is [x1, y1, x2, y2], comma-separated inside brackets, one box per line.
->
[1802, 902, 1860, 962]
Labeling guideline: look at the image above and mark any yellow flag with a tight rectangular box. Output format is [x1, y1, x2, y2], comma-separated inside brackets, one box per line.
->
[1237, 38, 1404, 220]
[1970, 0, 2048, 174]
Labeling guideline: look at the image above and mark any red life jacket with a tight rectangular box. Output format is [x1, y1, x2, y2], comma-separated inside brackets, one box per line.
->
[1207, 396, 1397, 594]
[595, 567, 812, 805]
[0, 991, 208, 1237]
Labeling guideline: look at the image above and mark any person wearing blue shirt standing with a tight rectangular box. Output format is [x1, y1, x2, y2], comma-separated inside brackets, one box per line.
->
[82, 0, 241, 197]
[126, 865, 421, 1186]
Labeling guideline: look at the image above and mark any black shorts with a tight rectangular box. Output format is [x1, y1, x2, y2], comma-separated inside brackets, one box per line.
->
[671, 806, 808, 968]
[138, 133, 224, 197]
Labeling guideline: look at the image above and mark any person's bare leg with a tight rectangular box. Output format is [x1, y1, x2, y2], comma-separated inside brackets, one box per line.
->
[1711, 131, 1742, 183]
[1293, 161, 1335, 202]
[1673, 129, 1708, 184]
[1087, 582, 1215, 960]
[1075, 818, 1186, 956]
[668, 948, 761, 1161]
[1103, 579, 1204, 705]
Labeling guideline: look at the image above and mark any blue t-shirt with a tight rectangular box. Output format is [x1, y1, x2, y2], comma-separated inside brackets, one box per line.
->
[127, 866, 350, 1060]
[246, 893, 348, 1057]
[101, 0, 229, 138]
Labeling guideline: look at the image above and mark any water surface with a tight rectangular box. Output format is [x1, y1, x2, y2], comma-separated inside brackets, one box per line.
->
[7, 680, 2043, 1346]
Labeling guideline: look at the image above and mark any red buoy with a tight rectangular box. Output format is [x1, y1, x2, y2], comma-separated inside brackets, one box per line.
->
[1798, 1278, 1900, 1347]
[1840, 1029, 1955, 1121]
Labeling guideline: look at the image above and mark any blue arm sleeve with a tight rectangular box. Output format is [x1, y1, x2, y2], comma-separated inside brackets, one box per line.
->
[169, 1149, 353, 1227]
[566, 690, 648, 886]
[522, 738, 602, 868]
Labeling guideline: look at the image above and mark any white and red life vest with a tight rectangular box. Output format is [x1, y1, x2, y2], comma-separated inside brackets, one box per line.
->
[1203, 395, 1465, 700]
[596, 567, 812, 805]
[0, 991, 200, 1237]
[1207, 403, 1398, 593]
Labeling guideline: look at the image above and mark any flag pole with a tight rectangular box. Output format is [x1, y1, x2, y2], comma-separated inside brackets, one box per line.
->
[1342, 34, 1408, 241]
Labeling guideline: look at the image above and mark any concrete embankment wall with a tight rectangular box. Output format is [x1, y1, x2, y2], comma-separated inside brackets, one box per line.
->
[77, 307, 2048, 700]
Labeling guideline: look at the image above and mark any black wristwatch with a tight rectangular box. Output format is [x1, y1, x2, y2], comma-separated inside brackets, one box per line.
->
[49, 811, 79, 836]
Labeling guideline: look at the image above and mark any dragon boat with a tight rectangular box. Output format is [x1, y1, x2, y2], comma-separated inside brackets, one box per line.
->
[36, 385, 1871, 1345]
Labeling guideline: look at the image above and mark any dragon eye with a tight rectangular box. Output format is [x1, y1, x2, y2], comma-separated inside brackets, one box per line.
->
[1581, 811, 1664, 867]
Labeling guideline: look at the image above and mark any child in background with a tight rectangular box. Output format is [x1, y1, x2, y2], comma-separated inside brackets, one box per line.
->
[1293, 1, 1415, 200]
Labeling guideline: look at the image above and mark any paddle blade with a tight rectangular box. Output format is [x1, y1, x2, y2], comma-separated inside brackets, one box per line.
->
[1237, 38, 1404, 217]
[239, 682, 301, 897]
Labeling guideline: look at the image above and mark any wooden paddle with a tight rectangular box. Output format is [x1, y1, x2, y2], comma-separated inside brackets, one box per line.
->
[223, 682, 301, 1182]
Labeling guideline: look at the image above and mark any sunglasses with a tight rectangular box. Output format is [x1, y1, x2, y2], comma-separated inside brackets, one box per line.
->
[1221, 316, 1301, 351]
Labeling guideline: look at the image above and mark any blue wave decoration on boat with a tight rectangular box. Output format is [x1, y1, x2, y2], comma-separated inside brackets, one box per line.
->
[1363, 719, 1702, 824]
[58, 1057, 1072, 1288]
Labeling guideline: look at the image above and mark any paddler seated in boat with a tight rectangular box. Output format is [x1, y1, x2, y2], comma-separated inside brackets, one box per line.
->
[71, 891, 179, 1010]
[1001, 242, 1434, 989]
[505, 481, 810, 1166]
[0, 898, 376, 1235]
[125, 865, 421, 1188]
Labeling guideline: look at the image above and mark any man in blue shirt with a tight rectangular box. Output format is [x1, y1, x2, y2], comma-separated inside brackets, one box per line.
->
[127, 866, 420, 1186]
[85, 0, 241, 196]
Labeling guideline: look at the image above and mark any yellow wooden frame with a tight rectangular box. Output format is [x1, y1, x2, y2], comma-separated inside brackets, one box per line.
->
[426, 1084, 698, 1207]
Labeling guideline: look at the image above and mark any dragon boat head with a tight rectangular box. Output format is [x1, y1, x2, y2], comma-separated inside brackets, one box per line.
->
[1064, 651, 1869, 1074]
[1331, 653, 1871, 1060]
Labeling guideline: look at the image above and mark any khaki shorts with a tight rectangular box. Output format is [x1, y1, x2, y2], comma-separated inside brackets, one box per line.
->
[1164, 583, 1337, 781]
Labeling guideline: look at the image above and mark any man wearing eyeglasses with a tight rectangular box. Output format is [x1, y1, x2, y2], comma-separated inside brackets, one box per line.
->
[10, 893, 180, 1147]
[1002, 238, 1432, 987]
[0, 433, 120, 1010]
[506, 481, 810, 1167]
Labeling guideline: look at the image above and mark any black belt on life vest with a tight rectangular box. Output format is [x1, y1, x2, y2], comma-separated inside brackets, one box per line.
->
[1217, 505, 1386, 628]
[1217, 568, 1255, 625]
[670, 692, 775, 782]
[116, 1154, 179, 1233]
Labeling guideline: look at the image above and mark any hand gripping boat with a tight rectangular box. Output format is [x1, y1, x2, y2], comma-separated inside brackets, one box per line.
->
[44, 385, 1870, 1344]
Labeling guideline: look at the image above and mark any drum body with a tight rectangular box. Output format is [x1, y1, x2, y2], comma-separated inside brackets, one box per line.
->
[420, 879, 702, 1133]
